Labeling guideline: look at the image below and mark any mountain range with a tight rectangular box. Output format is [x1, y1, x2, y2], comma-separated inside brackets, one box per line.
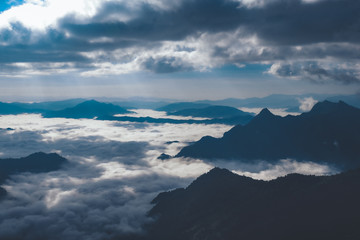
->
[168, 105, 254, 119]
[145, 167, 360, 240]
[177, 100, 360, 169]
[195, 93, 360, 110]
[0, 99, 86, 114]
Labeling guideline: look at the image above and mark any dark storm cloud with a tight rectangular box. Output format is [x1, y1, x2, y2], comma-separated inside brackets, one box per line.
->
[61, 0, 360, 45]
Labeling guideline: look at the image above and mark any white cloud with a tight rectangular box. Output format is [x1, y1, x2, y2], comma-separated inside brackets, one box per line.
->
[298, 97, 318, 112]
[0, 110, 340, 239]
[0, 0, 101, 31]
[232, 159, 336, 180]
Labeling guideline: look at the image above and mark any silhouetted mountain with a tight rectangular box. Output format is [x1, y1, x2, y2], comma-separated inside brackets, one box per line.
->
[146, 167, 360, 240]
[0, 99, 87, 115]
[43, 100, 131, 119]
[0, 152, 68, 198]
[157, 102, 212, 112]
[0, 152, 68, 183]
[0, 102, 36, 114]
[157, 153, 172, 160]
[99, 114, 251, 125]
[177, 101, 360, 169]
[112, 100, 171, 110]
[169, 105, 254, 119]
[12, 98, 86, 111]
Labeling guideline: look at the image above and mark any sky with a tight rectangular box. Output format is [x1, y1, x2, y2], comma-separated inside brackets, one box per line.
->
[0, 0, 359, 100]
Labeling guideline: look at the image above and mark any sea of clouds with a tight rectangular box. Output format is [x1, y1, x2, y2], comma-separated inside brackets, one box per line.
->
[0, 112, 336, 239]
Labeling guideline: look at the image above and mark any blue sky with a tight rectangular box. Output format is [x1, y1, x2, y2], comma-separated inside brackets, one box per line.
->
[0, 0, 359, 101]
[0, 0, 23, 12]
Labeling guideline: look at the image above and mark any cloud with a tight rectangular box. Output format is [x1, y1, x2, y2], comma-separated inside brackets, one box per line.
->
[0, 0, 358, 82]
[0, 114, 227, 239]
[142, 56, 194, 73]
[0, 113, 340, 239]
[268, 61, 360, 84]
[298, 97, 318, 112]
[214, 158, 337, 181]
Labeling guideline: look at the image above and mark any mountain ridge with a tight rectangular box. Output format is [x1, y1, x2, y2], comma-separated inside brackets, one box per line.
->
[177, 100, 360, 169]
[145, 167, 360, 240]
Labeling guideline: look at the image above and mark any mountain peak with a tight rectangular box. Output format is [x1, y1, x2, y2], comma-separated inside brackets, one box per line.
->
[78, 99, 101, 105]
[309, 100, 353, 115]
[207, 167, 233, 176]
[259, 108, 273, 116]
[252, 108, 276, 121]
[187, 167, 255, 191]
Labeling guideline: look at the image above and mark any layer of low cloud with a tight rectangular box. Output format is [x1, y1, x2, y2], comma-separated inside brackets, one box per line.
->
[0, 0, 359, 84]
[0, 113, 338, 239]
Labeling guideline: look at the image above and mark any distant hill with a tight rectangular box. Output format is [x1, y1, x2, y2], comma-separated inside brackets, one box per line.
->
[12, 98, 86, 111]
[196, 93, 360, 111]
[0, 152, 68, 198]
[0, 102, 32, 114]
[43, 100, 131, 119]
[146, 167, 360, 240]
[157, 102, 212, 113]
[112, 100, 171, 110]
[177, 101, 360, 169]
[154, 103, 254, 125]
[100, 113, 252, 125]
[0, 99, 87, 115]
[0, 152, 68, 183]
[169, 105, 254, 119]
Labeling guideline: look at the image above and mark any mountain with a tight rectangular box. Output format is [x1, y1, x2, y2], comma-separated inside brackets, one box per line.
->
[177, 101, 360, 169]
[196, 94, 303, 109]
[0, 152, 68, 198]
[0, 102, 36, 114]
[0, 152, 68, 183]
[100, 113, 252, 125]
[169, 105, 254, 119]
[146, 167, 360, 240]
[12, 98, 86, 111]
[111, 100, 171, 110]
[0, 99, 87, 115]
[196, 93, 360, 111]
[157, 102, 212, 113]
[43, 100, 131, 119]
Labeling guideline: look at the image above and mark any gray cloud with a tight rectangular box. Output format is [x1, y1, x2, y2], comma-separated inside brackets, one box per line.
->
[142, 57, 194, 73]
[268, 61, 360, 84]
